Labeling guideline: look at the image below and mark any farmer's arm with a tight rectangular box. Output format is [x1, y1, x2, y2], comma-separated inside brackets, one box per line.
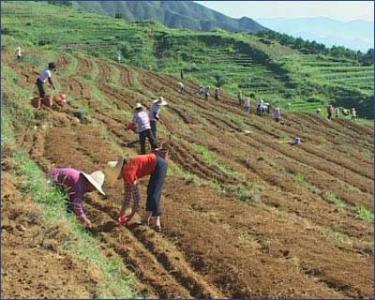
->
[119, 181, 139, 220]
[72, 195, 92, 228]
[48, 77, 56, 89]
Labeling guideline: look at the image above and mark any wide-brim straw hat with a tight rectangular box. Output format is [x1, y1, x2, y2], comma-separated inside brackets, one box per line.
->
[82, 171, 105, 195]
[107, 156, 126, 181]
[153, 96, 168, 106]
[134, 103, 143, 110]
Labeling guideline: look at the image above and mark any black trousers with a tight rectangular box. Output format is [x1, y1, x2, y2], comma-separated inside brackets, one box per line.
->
[139, 129, 157, 154]
[146, 156, 168, 216]
[36, 79, 45, 98]
[150, 120, 157, 142]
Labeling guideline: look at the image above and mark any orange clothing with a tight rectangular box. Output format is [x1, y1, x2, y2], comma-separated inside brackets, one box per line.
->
[122, 153, 157, 185]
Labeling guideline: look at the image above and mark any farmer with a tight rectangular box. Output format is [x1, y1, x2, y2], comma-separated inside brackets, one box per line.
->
[204, 86, 210, 101]
[47, 168, 105, 228]
[214, 88, 220, 101]
[351, 108, 357, 120]
[293, 136, 301, 145]
[15, 46, 22, 61]
[238, 90, 242, 106]
[274, 107, 282, 122]
[178, 81, 185, 95]
[149, 96, 168, 142]
[36, 62, 56, 98]
[127, 103, 157, 154]
[243, 97, 250, 113]
[327, 104, 334, 120]
[108, 151, 168, 231]
[117, 51, 122, 63]
[197, 85, 204, 96]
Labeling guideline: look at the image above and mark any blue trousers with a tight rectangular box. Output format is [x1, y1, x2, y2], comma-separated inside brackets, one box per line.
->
[146, 156, 168, 216]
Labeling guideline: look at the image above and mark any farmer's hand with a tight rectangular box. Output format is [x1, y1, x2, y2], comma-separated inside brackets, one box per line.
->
[80, 217, 92, 229]
[85, 219, 93, 229]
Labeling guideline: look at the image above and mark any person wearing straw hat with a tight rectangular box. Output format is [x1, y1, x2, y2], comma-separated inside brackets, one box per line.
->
[126, 103, 157, 154]
[47, 167, 105, 228]
[108, 150, 168, 231]
[149, 96, 168, 142]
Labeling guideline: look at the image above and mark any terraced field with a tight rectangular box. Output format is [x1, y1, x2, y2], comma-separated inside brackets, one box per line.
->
[2, 43, 373, 298]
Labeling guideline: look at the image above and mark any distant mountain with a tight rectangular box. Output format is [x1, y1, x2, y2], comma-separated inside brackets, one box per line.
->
[74, 1, 267, 33]
[256, 17, 374, 52]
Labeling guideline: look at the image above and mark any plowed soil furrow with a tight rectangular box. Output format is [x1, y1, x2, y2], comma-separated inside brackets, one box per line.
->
[82, 202, 194, 298]
[335, 118, 374, 137]
[302, 114, 373, 145]
[222, 110, 372, 177]
[177, 127, 373, 240]
[168, 139, 235, 184]
[116, 64, 134, 87]
[161, 179, 372, 298]
[233, 128, 373, 209]
[167, 105, 200, 125]
[85, 196, 224, 298]
[235, 130, 373, 195]
[76, 55, 94, 75]
[291, 115, 373, 153]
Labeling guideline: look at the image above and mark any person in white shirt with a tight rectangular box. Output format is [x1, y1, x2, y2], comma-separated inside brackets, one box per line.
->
[243, 98, 250, 113]
[178, 81, 184, 95]
[35, 62, 56, 98]
[126, 103, 157, 154]
[149, 97, 168, 141]
[15, 46, 22, 60]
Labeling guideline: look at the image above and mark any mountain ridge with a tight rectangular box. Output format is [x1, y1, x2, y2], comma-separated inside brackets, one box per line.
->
[74, 1, 267, 33]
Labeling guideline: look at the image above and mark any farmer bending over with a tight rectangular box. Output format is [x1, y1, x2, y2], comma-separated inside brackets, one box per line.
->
[48, 168, 105, 228]
[36, 62, 56, 98]
[108, 150, 168, 231]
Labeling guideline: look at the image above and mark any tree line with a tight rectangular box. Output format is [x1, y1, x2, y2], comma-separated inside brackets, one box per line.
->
[256, 30, 373, 66]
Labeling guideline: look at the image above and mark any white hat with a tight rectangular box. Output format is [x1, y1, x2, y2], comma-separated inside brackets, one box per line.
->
[134, 103, 143, 110]
[82, 171, 105, 195]
[153, 96, 168, 106]
[107, 156, 126, 180]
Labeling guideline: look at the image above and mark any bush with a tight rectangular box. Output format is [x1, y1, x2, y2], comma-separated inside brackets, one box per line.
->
[213, 74, 226, 87]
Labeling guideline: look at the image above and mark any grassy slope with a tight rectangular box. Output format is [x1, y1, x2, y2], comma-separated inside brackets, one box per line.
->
[2, 1, 373, 117]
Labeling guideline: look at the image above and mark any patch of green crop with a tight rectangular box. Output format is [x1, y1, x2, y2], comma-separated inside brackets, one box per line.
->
[323, 192, 346, 209]
[356, 206, 374, 222]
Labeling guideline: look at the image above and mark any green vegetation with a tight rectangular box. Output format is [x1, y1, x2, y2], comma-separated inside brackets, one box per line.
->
[323, 192, 346, 209]
[293, 173, 305, 184]
[356, 206, 374, 223]
[193, 143, 237, 177]
[73, 1, 266, 33]
[2, 1, 373, 118]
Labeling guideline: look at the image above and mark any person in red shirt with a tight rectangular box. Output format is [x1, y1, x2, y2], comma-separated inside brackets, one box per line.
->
[108, 150, 168, 231]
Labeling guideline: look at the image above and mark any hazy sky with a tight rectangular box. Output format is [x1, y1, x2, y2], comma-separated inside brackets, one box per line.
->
[196, 1, 374, 21]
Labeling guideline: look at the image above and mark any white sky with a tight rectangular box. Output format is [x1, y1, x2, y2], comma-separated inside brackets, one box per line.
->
[196, 1, 374, 21]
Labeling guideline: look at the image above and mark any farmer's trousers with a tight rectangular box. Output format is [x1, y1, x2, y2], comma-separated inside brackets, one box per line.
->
[139, 129, 157, 154]
[146, 156, 168, 216]
[36, 79, 45, 98]
[150, 120, 158, 142]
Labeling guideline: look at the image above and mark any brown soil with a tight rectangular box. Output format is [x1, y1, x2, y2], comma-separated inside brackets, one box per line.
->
[3, 49, 374, 298]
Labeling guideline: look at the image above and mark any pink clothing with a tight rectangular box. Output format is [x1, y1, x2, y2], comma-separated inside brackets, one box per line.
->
[48, 168, 90, 220]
